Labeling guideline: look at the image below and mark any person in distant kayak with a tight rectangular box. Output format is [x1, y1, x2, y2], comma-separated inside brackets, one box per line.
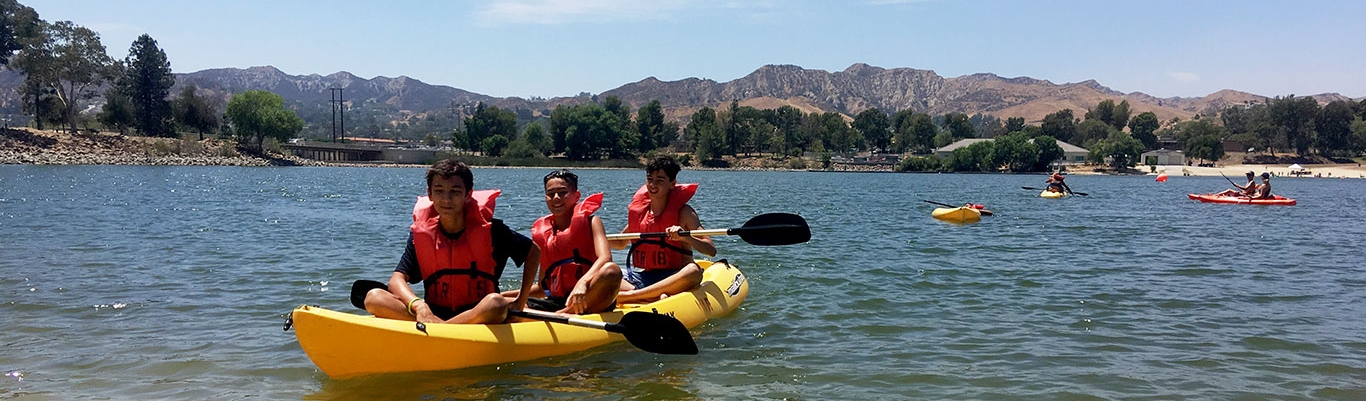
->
[1255, 172, 1273, 199]
[1215, 171, 1258, 197]
[363, 159, 539, 324]
[511, 169, 623, 315]
[610, 155, 716, 305]
[1044, 173, 1072, 195]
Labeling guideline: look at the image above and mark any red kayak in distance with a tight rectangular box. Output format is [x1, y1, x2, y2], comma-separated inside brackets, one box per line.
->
[1187, 193, 1297, 206]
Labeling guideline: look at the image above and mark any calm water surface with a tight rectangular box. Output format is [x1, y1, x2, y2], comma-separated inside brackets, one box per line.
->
[2, 165, 1364, 400]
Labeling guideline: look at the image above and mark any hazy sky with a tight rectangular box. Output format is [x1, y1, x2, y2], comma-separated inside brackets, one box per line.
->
[25, 0, 1366, 99]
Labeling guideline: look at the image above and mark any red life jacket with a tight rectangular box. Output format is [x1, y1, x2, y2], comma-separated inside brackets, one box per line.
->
[625, 183, 697, 271]
[531, 192, 603, 299]
[410, 189, 500, 311]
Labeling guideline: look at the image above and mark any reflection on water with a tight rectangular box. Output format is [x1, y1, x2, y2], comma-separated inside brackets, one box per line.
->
[2, 165, 1365, 399]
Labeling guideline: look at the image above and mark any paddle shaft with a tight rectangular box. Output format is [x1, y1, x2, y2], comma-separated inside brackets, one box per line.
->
[923, 200, 993, 216]
[508, 309, 620, 333]
[607, 229, 731, 241]
[1023, 186, 1087, 196]
[1220, 172, 1240, 187]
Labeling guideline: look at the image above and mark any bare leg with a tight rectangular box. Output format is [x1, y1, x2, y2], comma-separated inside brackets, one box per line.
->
[364, 288, 416, 321]
[577, 262, 623, 314]
[445, 293, 510, 324]
[617, 262, 703, 304]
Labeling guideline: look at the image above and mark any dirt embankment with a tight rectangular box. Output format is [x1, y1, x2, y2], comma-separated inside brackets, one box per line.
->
[0, 128, 323, 166]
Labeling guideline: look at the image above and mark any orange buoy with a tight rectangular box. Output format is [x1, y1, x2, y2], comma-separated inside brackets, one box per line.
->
[1156, 173, 1168, 182]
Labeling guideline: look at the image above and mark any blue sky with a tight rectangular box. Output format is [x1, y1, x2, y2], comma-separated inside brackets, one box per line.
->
[25, 0, 1366, 99]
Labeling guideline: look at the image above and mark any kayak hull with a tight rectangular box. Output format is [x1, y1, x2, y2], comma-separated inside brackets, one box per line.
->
[1187, 193, 1296, 205]
[931, 206, 981, 223]
[1040, 190, 1066, 198]
[291, 259, 748, 378]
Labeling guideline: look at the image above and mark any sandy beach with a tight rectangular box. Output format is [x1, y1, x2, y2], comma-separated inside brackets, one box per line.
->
[1146, 163, 1366, 179]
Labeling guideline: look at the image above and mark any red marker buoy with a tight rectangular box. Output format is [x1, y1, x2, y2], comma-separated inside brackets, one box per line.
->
[1156, 173, 1168, 182]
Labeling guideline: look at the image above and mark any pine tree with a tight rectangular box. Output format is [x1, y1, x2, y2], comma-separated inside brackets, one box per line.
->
[121, 34, 174, 137]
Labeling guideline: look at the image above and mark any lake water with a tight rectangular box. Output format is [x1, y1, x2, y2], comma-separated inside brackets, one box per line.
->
[2, 165, 1364, 400]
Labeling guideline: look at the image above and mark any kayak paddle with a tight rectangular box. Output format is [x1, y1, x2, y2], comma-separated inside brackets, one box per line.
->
[922, 200, 994, 216]
[1021, 186, 1088, 196]
[508, 308, 698, 355]
[606, 212, 810, 246]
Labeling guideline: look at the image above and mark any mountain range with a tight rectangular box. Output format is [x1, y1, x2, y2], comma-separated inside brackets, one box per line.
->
[0, 63, 1356, 133]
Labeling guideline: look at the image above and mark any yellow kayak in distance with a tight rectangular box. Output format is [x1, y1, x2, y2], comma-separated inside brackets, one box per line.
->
[289, 259, 748, 379]
[1040, 190, 1067, 198]
[931, 206, 982, 223]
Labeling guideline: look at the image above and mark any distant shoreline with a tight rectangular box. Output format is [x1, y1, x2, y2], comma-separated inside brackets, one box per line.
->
[4, 128, 1363, 178]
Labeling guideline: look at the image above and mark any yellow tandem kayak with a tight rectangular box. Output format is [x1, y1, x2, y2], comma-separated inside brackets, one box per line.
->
[931, 206, 982, 223]
[290, 259, 748, 379]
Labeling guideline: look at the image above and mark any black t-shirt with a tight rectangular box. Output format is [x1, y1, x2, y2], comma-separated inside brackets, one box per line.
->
[395, 219, 533, 284]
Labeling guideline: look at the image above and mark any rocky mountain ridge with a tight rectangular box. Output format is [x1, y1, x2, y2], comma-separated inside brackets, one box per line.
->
[0, 63, 1354, 132]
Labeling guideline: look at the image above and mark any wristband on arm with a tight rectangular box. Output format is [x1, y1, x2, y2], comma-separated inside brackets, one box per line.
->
[406, 298, 423, 315]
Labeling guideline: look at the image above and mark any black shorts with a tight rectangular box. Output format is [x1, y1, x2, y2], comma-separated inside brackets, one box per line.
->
[526, 297, 616, 314]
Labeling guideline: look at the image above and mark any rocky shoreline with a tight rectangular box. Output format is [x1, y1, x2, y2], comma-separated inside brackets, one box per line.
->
[0, 128, 325, 167]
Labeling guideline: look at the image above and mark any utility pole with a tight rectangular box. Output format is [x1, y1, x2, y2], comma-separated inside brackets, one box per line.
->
[329, 88, 345, 142]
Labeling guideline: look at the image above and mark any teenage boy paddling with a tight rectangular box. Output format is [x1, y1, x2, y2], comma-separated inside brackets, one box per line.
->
[611, 155, 717, 304]
[511, 169, 623, 315]
[363, 159, 539, 324]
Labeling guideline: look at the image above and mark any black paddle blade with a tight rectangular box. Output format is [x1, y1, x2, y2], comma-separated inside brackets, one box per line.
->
[616, 312, 698, 355]
[732, 213, 810, 246]
[350, 280, 387, 310]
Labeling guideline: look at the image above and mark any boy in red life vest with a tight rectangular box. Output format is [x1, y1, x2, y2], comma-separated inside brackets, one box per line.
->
[362, 159, 540, 324]
[510, 169, 623, 315]
[610, 155, 717, 304]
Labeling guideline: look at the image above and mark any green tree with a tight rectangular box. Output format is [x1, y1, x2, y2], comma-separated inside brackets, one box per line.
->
[552, 102, 632, 160]
[119, 34, 174, 137]
[224, 90, 304, 150]
[774, 105, 803, 156]
[0, 0, 40, 66]
[942, 112, 974, 140]
[97, 89, 133, 134]
[970, 113, 1004, 138]
[503, 138, 543, 159]
[602, 95, 637, 152]
[853, 108, 892, 152]
[1184, 134, 1224, 163]
[1088, 132, 1144, 170]
[1032, 135, 1064, 171]
[1268, 95, 1319, 156]
[1113, 100, 1132, 131]
[522, 121, 553, 156]
[992, 131, 1039, 172]
[906, 113, 936, 153]
[1352, 119, 1366, 154]
[687, 107, 724, 161]
[480, 134, 509, 157]
[1087, 99, 1131, 131]
[464, 102, 518, 150]
[171, 85, 220, 141]
[12, 20, 116, 133]
[1040, 109, 1077, 143]
[1171, 119, 1224, 150]
[1004, 117, 1026, 134]
[1075, 119, 1116, 148]
[635, 99, 666, 152]
[1128, 111, 1160, 150]
[1314, 100, 1355, 156]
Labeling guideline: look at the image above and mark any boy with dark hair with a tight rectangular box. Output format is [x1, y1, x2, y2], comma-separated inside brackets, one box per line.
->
[512, 169, 623, 314]
[362, 159, 539, 324]
[611, 155, 716, 304]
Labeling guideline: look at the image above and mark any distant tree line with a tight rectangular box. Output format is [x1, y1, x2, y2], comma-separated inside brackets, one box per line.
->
[1, 0, 300, 150]
[6, 0, 1363, 164]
